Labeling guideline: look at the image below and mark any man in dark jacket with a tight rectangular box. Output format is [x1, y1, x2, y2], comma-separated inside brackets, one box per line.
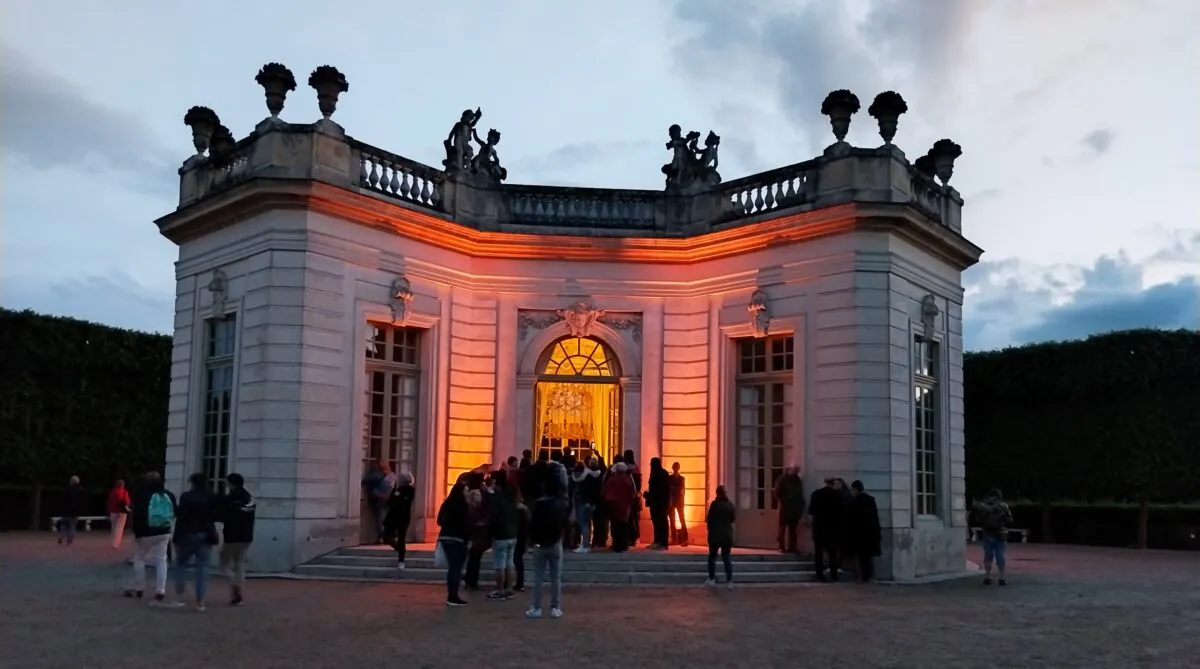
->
[526, 479, 569, 619]
[57, 476, 86, 546]
[773, 466, 805, 554]
[646, 458, 671, 550]
[807, 477, 846, 582]
[668, 462, 688, 547]
[124, 471, 177, 604]
[220, 473, 257, 605]
[848, 480, 882, 582]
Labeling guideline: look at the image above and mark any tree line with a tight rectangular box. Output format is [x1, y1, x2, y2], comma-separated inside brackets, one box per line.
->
[2, 308, 1197, 543]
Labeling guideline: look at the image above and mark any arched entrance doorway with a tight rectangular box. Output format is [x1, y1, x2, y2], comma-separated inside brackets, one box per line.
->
[535, 336, 622, 464]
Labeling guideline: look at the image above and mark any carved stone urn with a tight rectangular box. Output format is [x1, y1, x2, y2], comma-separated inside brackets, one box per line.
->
[308, 65, 349, 120]
[820, 89, 861, 143]
[210, 125, 234, 155]
[255, 62, 297, 118]
[182, 106, 220, 156]
[913, 153, 936, 179]
[929, 139, 963, 185]
[868, 91, 908, 146]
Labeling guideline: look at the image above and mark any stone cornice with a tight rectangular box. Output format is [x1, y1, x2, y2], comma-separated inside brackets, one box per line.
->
[156, 179, 983, 270]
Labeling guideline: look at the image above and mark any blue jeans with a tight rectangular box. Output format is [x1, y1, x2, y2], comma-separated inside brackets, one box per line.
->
[531, 542, 563, 610]
[57, 518, 77, 544]
[174, 533, 212, 602]
[981, 535, 1007, 569]
[491, 538, 518, 571]
[440, 539, 467, 601]
[369, 498, 388, 541]
[575, 503, 594, 548]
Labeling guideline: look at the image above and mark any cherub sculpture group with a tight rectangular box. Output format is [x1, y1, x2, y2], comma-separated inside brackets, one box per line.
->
[443, 108, 507, 182]
[662, 124, 721, 192]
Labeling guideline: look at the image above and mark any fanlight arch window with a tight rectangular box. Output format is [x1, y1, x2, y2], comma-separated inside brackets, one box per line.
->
[541, 336, 619, 378]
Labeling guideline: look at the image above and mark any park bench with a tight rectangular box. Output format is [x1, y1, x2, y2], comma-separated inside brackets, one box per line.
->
[48, 515, 109, 532]
[968, 527, 1030, 543]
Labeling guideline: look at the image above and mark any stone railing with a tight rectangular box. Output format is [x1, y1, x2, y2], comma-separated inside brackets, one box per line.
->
[352, 140, 443, 211]
[501, 185, 659, 231]
[174, 66, 966, 235]
[717, 159, 820, 223]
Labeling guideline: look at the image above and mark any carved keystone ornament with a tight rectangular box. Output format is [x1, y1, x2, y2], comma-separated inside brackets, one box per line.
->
[920, 294, 940, 338]
[557, 302, 605, 338]
[389, 277, 414, 324]
[748, 290, 770, 338]
[207, 269, 229, 318]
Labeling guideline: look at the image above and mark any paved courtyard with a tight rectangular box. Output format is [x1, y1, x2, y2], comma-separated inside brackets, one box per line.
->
[2, 532, 1198, 669]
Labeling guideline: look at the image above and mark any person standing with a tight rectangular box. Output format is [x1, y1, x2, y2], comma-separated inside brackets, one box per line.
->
[807, 477, 845, 582]
[219, 473, 256, 606]
[526, 478, 569, 619]
[623, 450, 643, 546]
[107, 479, 132, 549]
[485, 471, 520, 600]
[667, 462, 688, 547]
[705, 485, 736, 589]
[847, 480, 881, 583]
[603, 462, 636, 553]
[773, 466, 805, 554]
[361, 461, 396, 544]
[124, 472, 176, 604]
[571, 458, 601, 553]
[384, 472, 416, 569]
[974, 489, 1014, 586]
[436, 482, 471, 607]
[646, 458, 671, 550]
[57, 476, 85, 546]
[173, 473, 219, 611]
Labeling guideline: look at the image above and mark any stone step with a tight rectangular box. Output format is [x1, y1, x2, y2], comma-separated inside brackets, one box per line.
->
[293, 563, 817, 585]
[314, 554, 814, 573]
[337, 546, 805, 562]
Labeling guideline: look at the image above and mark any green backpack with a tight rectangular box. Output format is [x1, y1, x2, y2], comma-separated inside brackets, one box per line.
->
[148, 492, 174, 529]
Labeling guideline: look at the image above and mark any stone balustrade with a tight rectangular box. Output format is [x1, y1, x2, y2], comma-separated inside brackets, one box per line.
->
[174, 65, 966, 236]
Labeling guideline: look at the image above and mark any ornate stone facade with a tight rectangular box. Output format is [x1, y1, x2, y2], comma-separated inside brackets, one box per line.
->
[158, 64, 980, 582]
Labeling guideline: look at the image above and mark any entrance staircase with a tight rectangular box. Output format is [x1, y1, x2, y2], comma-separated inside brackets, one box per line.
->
[295, 543, 817, 586]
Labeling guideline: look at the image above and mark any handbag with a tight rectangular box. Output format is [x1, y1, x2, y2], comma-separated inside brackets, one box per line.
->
[433, 541, 448, 568]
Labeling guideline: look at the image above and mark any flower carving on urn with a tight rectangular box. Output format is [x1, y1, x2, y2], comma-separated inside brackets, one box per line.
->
[210, 124, 234, 156]
[308, 65, 350, 120]
[183, 106, 220, 156]
[868, 91, 908, 146]
[748, 290, 770, 338]
[929, 139, 963, 186]
[557, 302, 605, 338]
[389, 277, 414, 324]
[820, 89, 861, 144]
[255, 63, 297, 119]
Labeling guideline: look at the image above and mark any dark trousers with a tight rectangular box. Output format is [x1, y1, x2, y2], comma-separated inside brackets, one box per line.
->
[611, 520, 630, 552]
[813, 535, 841, 582]
[650, 505, 670, 547]
[777, 516, 799, 552]
[441, 540, 467, 601]
[593, 507, 609, 547]
[669, 503, 688, 545]
[386, 518, 410, 562]
[630, 506, 641, 543]
[464, 543, 486, 588]
[514, 534, 527, 588]
[707, 540, 732, 582]
[368, 498, 387, 542]
[858, 554, 875, 582]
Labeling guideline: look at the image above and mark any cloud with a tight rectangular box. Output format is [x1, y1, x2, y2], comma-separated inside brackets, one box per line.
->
[0, 46, 177, 197]
[964, 249, 1199, 351]
[1081, 128, 1115, 155]
[0, 271, 173, 335]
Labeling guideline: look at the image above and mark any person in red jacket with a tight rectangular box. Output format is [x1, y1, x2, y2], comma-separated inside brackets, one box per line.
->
[603, 463, 636, 553]
[107, 479, 132, 549]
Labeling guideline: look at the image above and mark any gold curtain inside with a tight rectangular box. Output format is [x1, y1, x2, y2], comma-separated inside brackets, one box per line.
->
[535, 381, 617, 464]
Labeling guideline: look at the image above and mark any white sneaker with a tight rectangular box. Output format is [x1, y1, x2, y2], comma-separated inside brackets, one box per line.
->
[550, 607, 563, 618]
[525, 607, 543, 619]
[705, 579, 716, 587]
[397, 561, 406, 571]
[574, 546, 588, 554]
[726, 581, 734, 591]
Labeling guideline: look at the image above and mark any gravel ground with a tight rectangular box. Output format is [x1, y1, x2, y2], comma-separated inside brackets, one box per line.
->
[2, 532, 1199, 669]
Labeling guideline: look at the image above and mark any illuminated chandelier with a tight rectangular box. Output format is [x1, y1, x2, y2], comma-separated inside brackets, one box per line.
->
[546, 386, 586, 413]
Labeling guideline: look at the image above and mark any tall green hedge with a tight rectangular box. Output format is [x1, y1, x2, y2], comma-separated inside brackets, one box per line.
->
[964, 328, 1200, 504]
[0, 308, 172, 489]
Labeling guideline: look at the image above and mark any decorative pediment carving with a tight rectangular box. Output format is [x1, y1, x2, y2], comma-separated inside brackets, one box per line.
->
[389, 276, 414, 324]
[599, 313, 643, 343]
[557, 301, 605, 338]
[748, 289, 770, 338]
[207, 269, 229, 318]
